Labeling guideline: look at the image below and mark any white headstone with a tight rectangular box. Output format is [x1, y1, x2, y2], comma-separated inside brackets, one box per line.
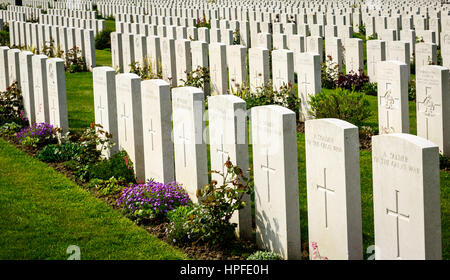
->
[305, 118, 363, 260]
[372, 133, 441, 260]
[172, 86, 208, 202]
[377, 60, 409, 134]
[252, 105, 301, 260]
[208, 95, 251, 239]
[93, 66, 119, 157]
[116, 73, 145, 181]
[141, 79, 175, 183]
[46, 58, 68, 132]
[416, 65, 450, 157]
[33, 55, 49, 124]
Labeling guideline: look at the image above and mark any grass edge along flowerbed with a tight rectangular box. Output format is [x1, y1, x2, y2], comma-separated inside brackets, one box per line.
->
[0, 137, 187, 260]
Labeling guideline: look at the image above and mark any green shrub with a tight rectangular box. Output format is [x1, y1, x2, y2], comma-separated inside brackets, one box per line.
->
[167, 158, 253, 246]
[88, 150, 136, 183]
[321, 56, 339, 89]
[180, 66, 209, 89]
[247, 251, 283, 260]
[234, 81, 299, 117]
[0, 82, 26, 126]
[129, 58, 162, 80]
[361, 81, 378, 96]
[65, 47, 87, 73]
[94, 29, 112, 50]
[358, 24, 366, 35]
[0, 29, 9, 46]
[36, 142, 81, 162]
[0, 122, 22, 137]
[66, 123, 115, 181]
[166, 206, 194, 243]
[440, 154, 450, 171]
[308, 88, 372, 126]
[88, 177, 128, 196]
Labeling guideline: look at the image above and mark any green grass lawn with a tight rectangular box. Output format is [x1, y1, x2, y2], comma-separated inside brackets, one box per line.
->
[0, 138, 186, 260]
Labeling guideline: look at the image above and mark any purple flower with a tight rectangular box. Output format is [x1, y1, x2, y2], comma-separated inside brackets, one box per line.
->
[117, 180, 192, 218]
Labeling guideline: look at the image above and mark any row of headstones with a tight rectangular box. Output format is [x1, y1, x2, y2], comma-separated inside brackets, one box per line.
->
[96, 1, 447, 25]
[0, 10, 26, 22]
[0, 46, 69, 131]
[91, 66, 442, 260]
[8, 20, 96, 71]
[53, 1, 93, 11]
[111, 27, 449, 145]
[21, 0, 51, 9]
[376, 59, 449, 157]
[38, 13, 106, 35]
[113, 11, 351, 41]
[110, 9, 448, 49]
[46, 8, 97, 19]
[113, 25, 450, 155]
[110, 30, 324, 119]
[6, 4, 41, 21]
[97, 3, 146, 18]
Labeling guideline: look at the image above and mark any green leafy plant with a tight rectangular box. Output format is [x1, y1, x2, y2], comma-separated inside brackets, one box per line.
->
[167, 158, 253, 246]
[308, 88, 372, 126]
[88, 150, 136, 183]
[65, 46, 87, 73]
[195, 14, 210, 29]
[36, 142, 81, 162]
[233, 81, 299, 117]
[233, 28, 241, 45]
[440, 154, 450, 171]
[180, 66, 210, 89]
[361, 81, 378, 96]
[0, 122, 22, 137]
[94, 29, 112, 50]
[89, 177, 128, 196]
[321, 56, 340, 89]
[0, 22, 9, 46]
[0, 82, 26, 126]
[247, 251, 283, 260]
[66, 123, 114, 181]
[129, 57, 162, 80]
[41, 39, 64, 58]
[367, 34, 378, 40]
[358, 24, 366, 35]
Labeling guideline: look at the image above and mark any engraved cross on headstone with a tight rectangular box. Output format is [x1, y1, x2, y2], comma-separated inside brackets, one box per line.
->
[97, 95, 106, 124]
[120, 103, 129, 142]
[216, 134, 229, 175]
[386, 190, 410, 259]
[179, 123, 189, 167]
[148, 118, 157, 151]
[417, 87, 441, 139]
[301, 73, 310, 94]
[261, 149, 276, 202]
[50, 98, 57, 124]
[316, 168, 335, 228]
[274, 68, 285, 89]
[380, 82, 398, 132]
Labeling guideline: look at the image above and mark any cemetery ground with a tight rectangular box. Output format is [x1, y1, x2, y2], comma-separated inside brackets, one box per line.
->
[1, 19, 449, 258]
[0, 137, 186, 260]
[5, 44, 447, 260]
